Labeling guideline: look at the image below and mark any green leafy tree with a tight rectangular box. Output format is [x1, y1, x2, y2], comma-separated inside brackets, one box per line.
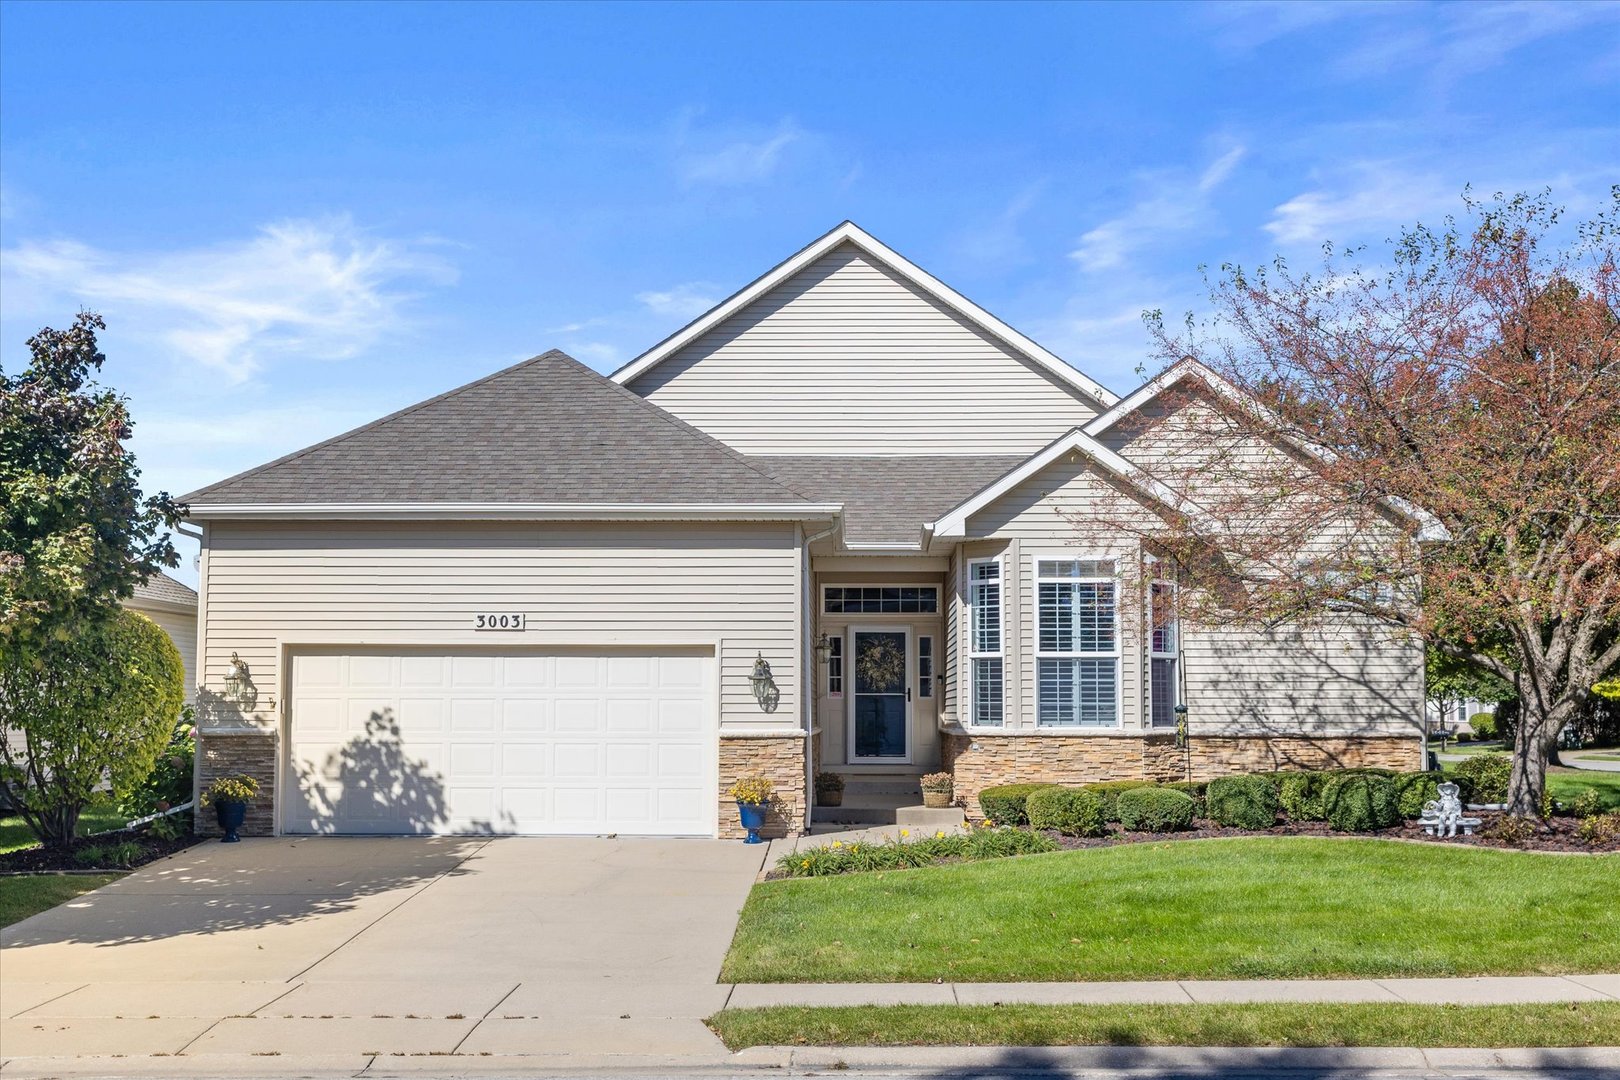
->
[2, 313, 185, 847]
[0, 609, 185, 846]
[1426, 646, 1514, 719]
[1, 313, 180, 653]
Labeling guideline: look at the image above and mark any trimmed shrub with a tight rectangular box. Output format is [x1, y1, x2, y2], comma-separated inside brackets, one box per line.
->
[1322, 772, 1401, 832]
[1162, 780, 1207, 815]
[1481, 814, 1538, 845]
[1117, 786, 1196, 832]
[1576, 811, 1620, 844]
[1205, 775, 1280, 830]
[1455, 753, 1512, 804]
[1025, 786, 1106, 837]
[1083, 780, 1157, 822]
[1393, 772, 1443, 819]
[978, 784, 1059, 827]
[1569, 790, 1605, 819]
[1468, 712, 1498, 740]
[1277, 771, 1331, 821]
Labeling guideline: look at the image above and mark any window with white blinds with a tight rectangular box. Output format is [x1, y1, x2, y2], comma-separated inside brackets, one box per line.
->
[1036, 558, 1119, 727]
[967, 559, 1003, 726]
[1150, 580, 1179, 728]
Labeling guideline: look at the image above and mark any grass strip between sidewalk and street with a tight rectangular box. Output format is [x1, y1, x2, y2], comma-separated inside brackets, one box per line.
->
[723, 838, 1620, 983]
[0, 873, 124, 927]
[707, 1001, 1620, 1050]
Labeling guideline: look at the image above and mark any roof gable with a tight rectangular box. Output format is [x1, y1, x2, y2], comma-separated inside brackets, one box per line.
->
[612, 221, 1117, 410]
[181, 350, 820, 512]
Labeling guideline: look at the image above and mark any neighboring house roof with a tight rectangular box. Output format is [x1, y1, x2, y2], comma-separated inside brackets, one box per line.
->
[127, 570, 198, 611]
[755, 456, 1027, 547]
[181, 351, 836, 519]
[929, 427, 1202, 539]
[610, 221, 1119, 410]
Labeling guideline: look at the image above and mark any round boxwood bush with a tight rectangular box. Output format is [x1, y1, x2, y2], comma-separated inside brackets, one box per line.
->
[1321, 772, 1401, 832]
[1116, 786, 1196, 832]
[978, 784, 1059, 827]
[1162, 780, 1207, 815]
[1455, 752, 1512, 805]
[1025, 786, 1105, 837]
[1083, 779, 1156, 822]
[1393, 772, 1442, 819]
[1204, 775, 1280, 830]
[1468, 712, 1498, 740]
[1276, 771, 1331, 821]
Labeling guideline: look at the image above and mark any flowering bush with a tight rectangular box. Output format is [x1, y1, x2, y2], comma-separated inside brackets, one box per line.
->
[727, 775, 775, 805]
[776, 826, 1055, 877]
[201, 774, 259, 806]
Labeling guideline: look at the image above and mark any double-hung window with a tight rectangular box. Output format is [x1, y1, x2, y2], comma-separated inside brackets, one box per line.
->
[1149, 579, 1179, 728]
[967, 560, 1003, 726]
[1036, 558, 1119, 727]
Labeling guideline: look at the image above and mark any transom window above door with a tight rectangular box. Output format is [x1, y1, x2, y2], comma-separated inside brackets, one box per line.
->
[824, 586, 938, 614]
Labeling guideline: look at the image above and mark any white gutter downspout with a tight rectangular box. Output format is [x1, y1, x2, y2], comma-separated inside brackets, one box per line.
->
[800, 518, 841, 829]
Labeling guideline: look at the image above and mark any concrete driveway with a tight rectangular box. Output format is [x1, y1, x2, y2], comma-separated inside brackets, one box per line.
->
[1, 835, 765, 1071]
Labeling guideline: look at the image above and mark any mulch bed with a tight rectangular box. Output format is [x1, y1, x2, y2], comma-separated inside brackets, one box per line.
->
[1040, 812, 1618, 854]
[0, 822, 204, 875]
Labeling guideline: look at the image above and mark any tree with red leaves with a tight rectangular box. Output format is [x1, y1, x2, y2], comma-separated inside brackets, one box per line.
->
[1122, 190, 1618, 819]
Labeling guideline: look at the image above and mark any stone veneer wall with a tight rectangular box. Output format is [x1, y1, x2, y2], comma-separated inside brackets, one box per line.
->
[719, 735, 807, 840]
[196, 731, 279, 837]
[944, 733, 1423, 821]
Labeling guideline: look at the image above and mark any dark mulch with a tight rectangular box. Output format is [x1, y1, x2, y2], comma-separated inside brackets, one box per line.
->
[1041, 812, 1618, 854]
[0, 822, 204, 874]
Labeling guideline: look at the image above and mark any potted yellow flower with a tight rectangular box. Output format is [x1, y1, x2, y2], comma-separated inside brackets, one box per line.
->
[727, 775, 775, 844]
[201, 774, 260, 843]
[920, 772, 954, 809]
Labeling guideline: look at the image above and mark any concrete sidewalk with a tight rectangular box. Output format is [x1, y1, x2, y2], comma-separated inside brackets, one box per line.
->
[726, 972, 1620, 1007]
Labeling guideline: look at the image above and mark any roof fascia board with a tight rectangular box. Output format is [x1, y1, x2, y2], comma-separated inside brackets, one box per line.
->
[124, 597, 198, 615]
[186, 503, 843, 523]
[611, 221, 1118, 408]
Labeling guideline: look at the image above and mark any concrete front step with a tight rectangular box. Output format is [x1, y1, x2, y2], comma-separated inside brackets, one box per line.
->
[811, 803, 965, 827]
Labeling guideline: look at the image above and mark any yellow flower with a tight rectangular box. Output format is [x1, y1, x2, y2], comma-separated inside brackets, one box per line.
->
[831, 840, 842, 848]
[935, 831, 945, 838]
[900, 829, 910, 838]
[801, 859, 809, 868]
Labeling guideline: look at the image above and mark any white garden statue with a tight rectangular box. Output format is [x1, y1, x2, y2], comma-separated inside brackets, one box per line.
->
[1420, 781, 1480, 838]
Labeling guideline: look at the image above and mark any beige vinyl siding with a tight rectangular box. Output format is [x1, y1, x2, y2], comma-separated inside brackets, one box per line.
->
[958, 446, 1422, 736]
[197, 520, 800, 735]
[628, 243, 1098, 454]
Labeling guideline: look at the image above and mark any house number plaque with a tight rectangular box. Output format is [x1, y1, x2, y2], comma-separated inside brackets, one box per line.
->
[473, 613, 526, 631]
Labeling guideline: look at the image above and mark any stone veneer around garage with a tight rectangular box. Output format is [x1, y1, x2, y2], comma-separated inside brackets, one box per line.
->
[718, 734, 808, 840]
[196, 730, 279, 837]
[943, 732, 1424, 821]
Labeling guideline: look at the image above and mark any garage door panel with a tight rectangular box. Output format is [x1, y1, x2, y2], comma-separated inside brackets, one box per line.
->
[287, 649, 715, 837]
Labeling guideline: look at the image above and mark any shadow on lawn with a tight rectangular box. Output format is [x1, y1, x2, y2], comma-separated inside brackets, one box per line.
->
[1, 710, 507, 948]
[907, 1045, 1610, 1078]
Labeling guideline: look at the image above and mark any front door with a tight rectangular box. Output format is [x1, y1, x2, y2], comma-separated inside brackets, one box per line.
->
[850, 628, 909, 761]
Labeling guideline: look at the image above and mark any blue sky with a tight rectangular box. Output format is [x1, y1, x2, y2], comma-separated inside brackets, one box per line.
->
[3, 1, 1617, 583]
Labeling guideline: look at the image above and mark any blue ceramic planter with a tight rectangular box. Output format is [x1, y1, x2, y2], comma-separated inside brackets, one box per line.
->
[736, 800, 768, 844]
[215, 800, 247, 843]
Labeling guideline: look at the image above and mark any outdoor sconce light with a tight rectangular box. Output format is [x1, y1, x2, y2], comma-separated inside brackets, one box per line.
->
[223, 651, 258, 711]
[750, 652, 780, 714]
[1174, 704, 1189, 750]
[813, 633, 832, 664]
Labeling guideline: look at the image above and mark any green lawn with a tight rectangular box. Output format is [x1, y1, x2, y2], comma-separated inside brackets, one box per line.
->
[0, 806, 129, 855]
[722, 838, 1620, 983]
[1548, 768, 1620, 812]
[709, 1001, 1620, 1050]
[1572, 753, 1620, 763]
[0, 873, 124, 927]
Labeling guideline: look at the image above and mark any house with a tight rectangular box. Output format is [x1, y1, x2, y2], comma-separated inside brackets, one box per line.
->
[180, 222, 1423, 839]
[124, 570, 199, 705]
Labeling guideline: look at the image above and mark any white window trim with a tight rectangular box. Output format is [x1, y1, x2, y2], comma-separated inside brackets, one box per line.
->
[1034, 553, 1123, 729]
[965, 556, 1005, 728]
[1148, 577, 1180, 729]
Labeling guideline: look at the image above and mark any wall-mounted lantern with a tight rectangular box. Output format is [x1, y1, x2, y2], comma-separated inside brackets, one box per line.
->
[812, 633, 832, 664]
[223, 651, 258, 710]
[750, 652, 780, 713]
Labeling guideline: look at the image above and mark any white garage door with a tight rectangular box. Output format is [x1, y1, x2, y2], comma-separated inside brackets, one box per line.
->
[284, 649, 716, 836]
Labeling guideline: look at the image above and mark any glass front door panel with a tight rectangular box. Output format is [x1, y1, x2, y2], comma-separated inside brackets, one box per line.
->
[853, 630, 908, 759]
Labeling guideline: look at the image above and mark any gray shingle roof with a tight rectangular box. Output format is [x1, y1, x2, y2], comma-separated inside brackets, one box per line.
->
[754, 456, 1027, 544]
[129, 570, 197, 609]
[181, 351, 811, 506]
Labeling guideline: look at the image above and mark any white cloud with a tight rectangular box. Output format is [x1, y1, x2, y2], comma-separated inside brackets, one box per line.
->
[635, 282, 721, 319]
[674, 115, 806, 186]
[1, 216, 456, 380]
[1263, 165, 1456, 247]
[1071, 143, 1247, 273]
[565, 341, 621, 369]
